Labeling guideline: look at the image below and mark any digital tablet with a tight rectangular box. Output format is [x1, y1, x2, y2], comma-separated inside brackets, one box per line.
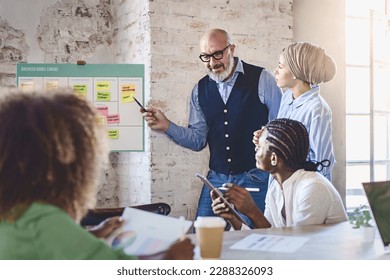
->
[196, 173, 248, 226]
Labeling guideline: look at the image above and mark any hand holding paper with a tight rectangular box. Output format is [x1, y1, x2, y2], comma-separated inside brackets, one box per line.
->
[105, 207, 193, 256]
[88, 216, 123, 238]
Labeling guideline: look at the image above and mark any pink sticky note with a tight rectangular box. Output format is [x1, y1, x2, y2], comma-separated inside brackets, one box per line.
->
[107, 114, 120, 124]
[96, 106, 109, 116]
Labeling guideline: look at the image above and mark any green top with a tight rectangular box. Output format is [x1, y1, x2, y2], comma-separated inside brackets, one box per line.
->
[0, 202, 137, 260]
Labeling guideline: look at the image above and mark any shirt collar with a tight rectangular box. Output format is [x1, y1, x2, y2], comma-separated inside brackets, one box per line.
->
[286, 86, 320, 108]
[279, 169, 305, 190]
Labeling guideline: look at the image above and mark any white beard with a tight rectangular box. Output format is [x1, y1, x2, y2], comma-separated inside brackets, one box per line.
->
[208, 55, 235, 82]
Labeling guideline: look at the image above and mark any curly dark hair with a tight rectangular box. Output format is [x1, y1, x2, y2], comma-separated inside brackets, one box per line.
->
[0, 90, 108, 222]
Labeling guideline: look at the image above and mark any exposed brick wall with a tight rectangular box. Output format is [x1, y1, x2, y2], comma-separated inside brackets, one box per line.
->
[0, 0, 123, 208]
[0, 0, 293, 219]
[110, 0, 152, 208]
[36, 0, 115, 63]
[0, 16, 29, 89]
[146, 0, 293, 219]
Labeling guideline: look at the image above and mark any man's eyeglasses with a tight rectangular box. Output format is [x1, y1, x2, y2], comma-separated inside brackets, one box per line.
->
[199, 45, 231, 62]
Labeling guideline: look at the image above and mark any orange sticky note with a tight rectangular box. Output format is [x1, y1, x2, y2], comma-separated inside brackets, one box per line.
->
[121, 84, 135, 103]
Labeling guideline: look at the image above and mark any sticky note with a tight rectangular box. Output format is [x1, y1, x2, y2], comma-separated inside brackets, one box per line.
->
[107, 114, 120, 124]
[121, 84, 135, 103]
[74, 84, 87, 94]
[96, 81, 110, 91]
[73, 84, 87, 100]
[97, 115, 106, 125]
[20, 80, 34, 92]
[96, 106, 109, 116]
[97, 91, 111, 101]
[108, 129, 119, 139]
[46, 80, 59, 90]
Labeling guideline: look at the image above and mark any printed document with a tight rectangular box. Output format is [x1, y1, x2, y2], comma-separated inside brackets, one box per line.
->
[230, 233, 309, 253]
[105, 207, 192, 255]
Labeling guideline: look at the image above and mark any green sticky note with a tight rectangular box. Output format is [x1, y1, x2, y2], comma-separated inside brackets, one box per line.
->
[97, 91, 111, 101]
[108, 129, 119, 139]
[73, 84, 87, 94]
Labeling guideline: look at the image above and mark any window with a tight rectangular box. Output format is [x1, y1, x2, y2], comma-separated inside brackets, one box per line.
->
[345, 0, 390, 210]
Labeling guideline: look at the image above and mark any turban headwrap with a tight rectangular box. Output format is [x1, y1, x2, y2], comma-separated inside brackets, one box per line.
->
[282, 42, 336, 85]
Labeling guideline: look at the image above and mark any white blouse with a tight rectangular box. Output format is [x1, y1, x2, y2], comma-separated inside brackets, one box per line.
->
[264, 169, 348, 228]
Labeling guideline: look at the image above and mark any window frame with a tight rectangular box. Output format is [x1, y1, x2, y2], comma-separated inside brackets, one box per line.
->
[345, 3, 390, 210]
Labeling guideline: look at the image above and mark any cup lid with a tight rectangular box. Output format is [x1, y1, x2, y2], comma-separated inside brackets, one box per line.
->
[194, 216, 226, 228]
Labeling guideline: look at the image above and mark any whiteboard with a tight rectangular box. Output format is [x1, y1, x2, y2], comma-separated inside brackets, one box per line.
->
[16, 63, 145, 152]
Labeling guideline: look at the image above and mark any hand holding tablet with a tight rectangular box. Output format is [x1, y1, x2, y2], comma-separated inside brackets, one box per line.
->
[196, 173, 249, 227]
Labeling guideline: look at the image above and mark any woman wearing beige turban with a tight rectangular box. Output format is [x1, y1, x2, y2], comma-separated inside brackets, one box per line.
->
[254, 41, 336, 181]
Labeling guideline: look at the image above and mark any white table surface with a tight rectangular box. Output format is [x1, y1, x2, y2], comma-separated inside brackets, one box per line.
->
[187, 222, 390, 260]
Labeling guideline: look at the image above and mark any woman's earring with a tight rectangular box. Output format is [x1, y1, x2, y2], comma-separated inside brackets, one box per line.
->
[271, 160, 277, 166]
[293, 76, 296, 80]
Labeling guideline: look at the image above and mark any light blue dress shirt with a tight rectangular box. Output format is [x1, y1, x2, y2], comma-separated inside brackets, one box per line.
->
[277, 86, 335, 181]
[165, 58, 282, 152]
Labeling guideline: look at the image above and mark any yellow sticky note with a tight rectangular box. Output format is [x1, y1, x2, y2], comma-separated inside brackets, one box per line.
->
[20, 80, 34, 92]
[121, 84, 135, 103]
[96, 81, 110, 91]
[97, 91, 111, 101]
[97, 115, 106, 125]
[108, 129, 119, 140]
[46, 80, 59, 90]
[74, 92, 86, 100]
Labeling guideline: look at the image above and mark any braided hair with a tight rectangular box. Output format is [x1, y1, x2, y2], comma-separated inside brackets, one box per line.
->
[264, 118, 328, 172]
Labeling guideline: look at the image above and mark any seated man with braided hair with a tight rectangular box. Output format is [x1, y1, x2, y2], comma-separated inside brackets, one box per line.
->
[212, 118, 347, 230]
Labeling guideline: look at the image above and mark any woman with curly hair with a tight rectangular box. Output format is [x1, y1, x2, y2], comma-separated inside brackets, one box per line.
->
[0, 90, 193, 259]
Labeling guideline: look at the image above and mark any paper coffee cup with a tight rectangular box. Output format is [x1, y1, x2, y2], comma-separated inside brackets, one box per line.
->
[194, 216, 226, 259]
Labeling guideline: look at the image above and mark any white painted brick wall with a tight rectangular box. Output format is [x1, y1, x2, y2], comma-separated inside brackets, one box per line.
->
[146, 0, 293, 219]
[0, 0, 293, 220]
[111, 0, 152, 208]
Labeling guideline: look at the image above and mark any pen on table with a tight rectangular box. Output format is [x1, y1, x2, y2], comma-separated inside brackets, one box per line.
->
[133, 96, 149, 113]
[218, 187, 260, 192]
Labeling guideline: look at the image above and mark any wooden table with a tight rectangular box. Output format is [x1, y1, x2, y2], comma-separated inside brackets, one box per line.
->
[188, 222, 390, 259]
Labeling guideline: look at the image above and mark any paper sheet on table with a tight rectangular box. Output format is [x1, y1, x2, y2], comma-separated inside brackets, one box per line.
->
[105, 207, 192, 256]
[230, 233, 309, 253]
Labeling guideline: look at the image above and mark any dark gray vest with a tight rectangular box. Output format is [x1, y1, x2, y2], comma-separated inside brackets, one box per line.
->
[198, 61, 269, 174]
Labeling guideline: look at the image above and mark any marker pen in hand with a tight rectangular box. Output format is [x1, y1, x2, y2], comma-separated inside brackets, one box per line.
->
[133, 96, 149, 113]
